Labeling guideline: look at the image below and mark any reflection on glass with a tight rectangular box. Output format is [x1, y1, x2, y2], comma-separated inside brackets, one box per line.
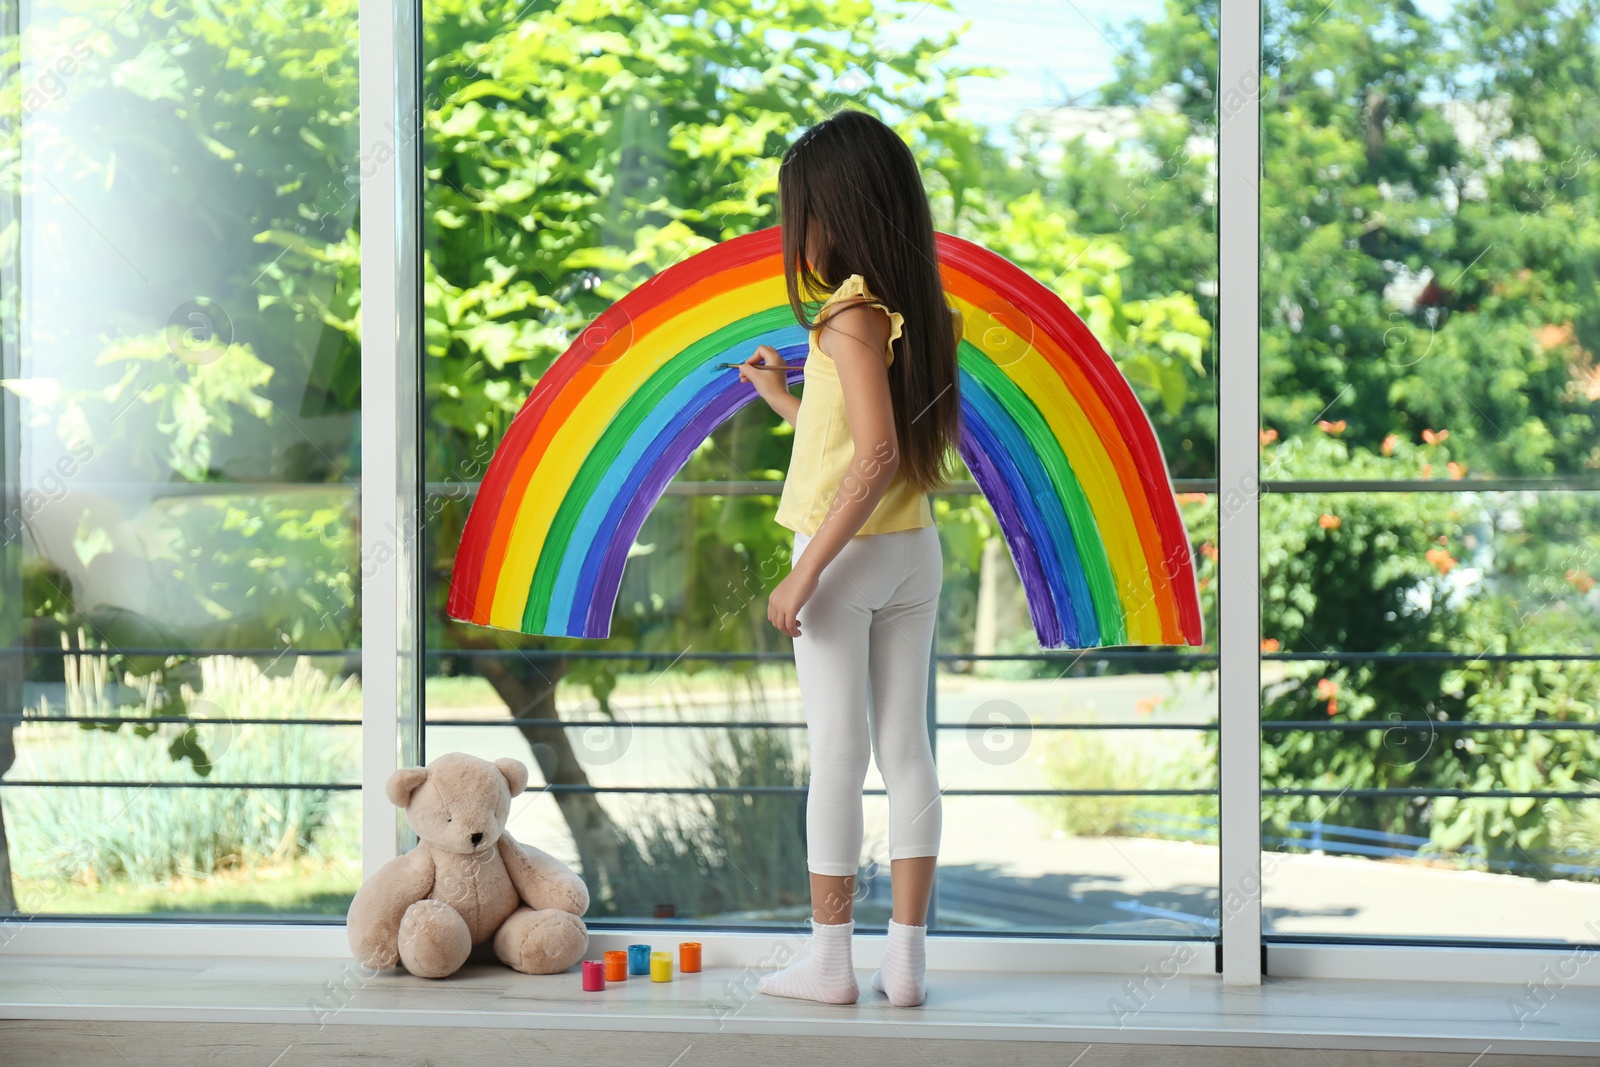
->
[1, 0, 362, 917]
[421, 0, 1218, 933]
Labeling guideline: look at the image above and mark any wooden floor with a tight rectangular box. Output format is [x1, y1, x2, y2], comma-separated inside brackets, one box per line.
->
[3, 953, 1599, 1066]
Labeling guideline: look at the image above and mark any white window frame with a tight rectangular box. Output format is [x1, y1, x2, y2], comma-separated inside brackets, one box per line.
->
[1217, 0, 1262, 988]
[5, 0, 1597, 992]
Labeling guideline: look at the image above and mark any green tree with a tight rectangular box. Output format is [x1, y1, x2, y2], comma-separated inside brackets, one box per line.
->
[1095, 0, 1599, 869]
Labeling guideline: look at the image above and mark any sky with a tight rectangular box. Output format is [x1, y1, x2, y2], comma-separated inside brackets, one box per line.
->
[874, 0, 1461, 131]
[875, 0, 1169, 128]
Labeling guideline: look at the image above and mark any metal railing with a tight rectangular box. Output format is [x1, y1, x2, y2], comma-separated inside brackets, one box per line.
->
[3, 641, 1594, 804]
[1, 473, 1594, 918]
[1134, 811, 1600, 879]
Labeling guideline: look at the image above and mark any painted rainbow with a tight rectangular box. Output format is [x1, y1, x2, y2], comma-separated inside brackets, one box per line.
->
[447, 227, 1203, 650]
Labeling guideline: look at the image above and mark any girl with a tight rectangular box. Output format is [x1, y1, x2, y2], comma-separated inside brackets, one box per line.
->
[739, 109, 962, 1008]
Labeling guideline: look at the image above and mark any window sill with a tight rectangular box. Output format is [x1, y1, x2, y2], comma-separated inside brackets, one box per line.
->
[2, 942, 1597, 1064]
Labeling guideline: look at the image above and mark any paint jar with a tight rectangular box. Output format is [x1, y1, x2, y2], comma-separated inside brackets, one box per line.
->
[603, 950, 629, 982]
[650, 951, 673, 983]
[581, 960, 605, 991]
[628, 943, 652, 975]
[679, 941, 702, 973]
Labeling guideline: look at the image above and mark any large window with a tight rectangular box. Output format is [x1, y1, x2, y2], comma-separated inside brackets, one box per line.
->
[3, 0, 1594, 980]
[0, 0, 362, 918]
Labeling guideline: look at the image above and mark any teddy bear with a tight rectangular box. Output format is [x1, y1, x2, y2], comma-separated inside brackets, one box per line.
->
[346, 751, 590, 978]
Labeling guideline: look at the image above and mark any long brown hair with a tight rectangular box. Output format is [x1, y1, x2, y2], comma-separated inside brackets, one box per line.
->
[778, 109, 961, 492]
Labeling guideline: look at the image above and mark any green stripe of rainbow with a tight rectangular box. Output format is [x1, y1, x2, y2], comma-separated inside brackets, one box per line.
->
[447, 227, 1203, 650]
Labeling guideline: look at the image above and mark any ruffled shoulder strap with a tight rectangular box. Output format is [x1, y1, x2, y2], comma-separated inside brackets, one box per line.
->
[816, 274, 905, 365]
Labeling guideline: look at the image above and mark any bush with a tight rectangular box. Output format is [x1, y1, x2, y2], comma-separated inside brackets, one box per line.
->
[9, 656, 360, 887]
[1033, 717, 1217, 842]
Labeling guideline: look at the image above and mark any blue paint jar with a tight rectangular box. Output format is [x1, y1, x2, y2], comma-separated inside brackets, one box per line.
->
[628, 943, 652, 975]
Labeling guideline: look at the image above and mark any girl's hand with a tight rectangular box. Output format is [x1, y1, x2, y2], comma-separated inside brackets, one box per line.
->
[739, 345, 790, 405]
[767, 564, 817, 639]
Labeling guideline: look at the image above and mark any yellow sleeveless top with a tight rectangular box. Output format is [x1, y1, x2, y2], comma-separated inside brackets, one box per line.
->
[774, 274, 935, 537]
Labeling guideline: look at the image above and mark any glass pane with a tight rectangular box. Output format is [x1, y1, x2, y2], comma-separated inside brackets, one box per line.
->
[1261, 0, 1600, 944]
[422, 0, 1219, 936]
[1, 0, 362, 918]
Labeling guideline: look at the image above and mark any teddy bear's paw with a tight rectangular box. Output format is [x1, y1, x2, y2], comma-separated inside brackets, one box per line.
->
[492, 906, 589, 975]
[398, 898, 473, 979]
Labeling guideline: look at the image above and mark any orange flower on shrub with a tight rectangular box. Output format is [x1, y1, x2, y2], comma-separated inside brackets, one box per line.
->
[1425, 547, 1457, 575]
[1260, 637, 1280, 652]
[1421, 463, 1433, 478]
[1567, 569, 1596, 594]
[1382, 433, 1399, 455]
[1315, 677, 1339, 716]
[1447, 461, 1463, 479]
[1421, 428, 1449, 444]
[1178, 491, 1209, 504]
[1538, 323, 1574, 349]
[1318, 513, 1341, 529]
[1317, 419, 1346, 434]
[1200, 541, 1219, 561]
[1260, 427, 1278, 447]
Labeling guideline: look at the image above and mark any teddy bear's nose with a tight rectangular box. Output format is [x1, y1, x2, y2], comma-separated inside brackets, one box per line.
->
[470, 832, 484, 846]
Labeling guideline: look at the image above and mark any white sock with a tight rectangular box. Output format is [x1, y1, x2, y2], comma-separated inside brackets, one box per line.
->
[757, 918, 858, 1004]
[870, 918, 927, 1006]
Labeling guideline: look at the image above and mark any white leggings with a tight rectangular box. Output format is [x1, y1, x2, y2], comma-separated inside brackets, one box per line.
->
[791, 524, 943, 877]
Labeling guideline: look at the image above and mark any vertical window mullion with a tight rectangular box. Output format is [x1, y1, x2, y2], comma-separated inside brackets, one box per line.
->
[358, 0, 422, 880]
[1217, 0, 1264, 986]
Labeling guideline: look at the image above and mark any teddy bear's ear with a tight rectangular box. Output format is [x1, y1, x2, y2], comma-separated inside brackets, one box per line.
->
[385, 766, 429, 808]
[494, 758, 529, 798]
